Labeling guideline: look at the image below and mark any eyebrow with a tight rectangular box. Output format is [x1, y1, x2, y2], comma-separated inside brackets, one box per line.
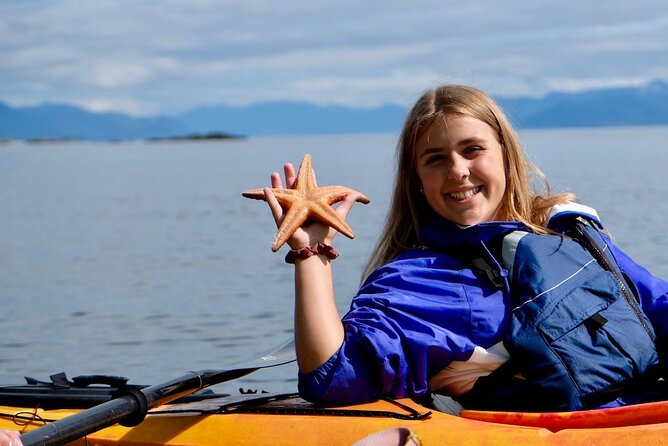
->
[458, 136, 487, 145]
[418, 147, 442, 157]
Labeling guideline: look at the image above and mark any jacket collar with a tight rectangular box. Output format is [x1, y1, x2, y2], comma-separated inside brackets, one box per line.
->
[419, 213, 527, 252]
[419, 202, 601, 252]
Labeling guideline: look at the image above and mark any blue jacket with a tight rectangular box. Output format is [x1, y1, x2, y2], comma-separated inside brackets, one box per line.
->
[298, 206, 668, 405]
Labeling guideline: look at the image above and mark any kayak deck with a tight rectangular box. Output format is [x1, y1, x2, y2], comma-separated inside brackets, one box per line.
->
[2, 393, 668, 445]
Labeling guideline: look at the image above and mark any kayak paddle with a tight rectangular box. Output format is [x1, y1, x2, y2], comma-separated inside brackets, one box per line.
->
[20, 338, 296, 446]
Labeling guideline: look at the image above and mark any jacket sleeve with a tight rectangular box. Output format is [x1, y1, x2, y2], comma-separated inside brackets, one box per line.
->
[604, 237, 668, 339]
[298, 252, 498, 405]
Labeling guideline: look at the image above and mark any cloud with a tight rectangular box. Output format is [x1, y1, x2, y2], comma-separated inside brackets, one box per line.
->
[87, 64, 153, 89]
[84, 98, 151, 115]
[543, 76, 661, 93]
[1, 0, 667, 115]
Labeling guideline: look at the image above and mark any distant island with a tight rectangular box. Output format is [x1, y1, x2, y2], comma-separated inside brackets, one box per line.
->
[25, 136, 81, 144]
[1, 79, 667, 140]
[146, 132, 245, 142]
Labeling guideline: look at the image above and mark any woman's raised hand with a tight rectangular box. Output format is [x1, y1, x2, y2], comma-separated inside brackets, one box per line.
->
[263, 162, 363, 250]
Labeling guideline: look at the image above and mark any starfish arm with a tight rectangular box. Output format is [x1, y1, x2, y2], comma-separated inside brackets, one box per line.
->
[311, 185, 371, 204]
[272, 204, 311, 252]
[291, 154, 317, 193]
[241, 188, 269, 200]
[243, 188, 302, 208]
[309, 200, 356, 239]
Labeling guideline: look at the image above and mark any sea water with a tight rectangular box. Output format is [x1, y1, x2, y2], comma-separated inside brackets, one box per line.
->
[0, 126, 667, 395]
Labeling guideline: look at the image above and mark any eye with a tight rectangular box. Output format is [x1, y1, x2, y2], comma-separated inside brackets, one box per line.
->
[463, 145, 483, 156]
[424, 154, 445, 165]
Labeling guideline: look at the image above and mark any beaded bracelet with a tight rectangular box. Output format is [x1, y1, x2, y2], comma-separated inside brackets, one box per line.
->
[284, 243, 339, 264]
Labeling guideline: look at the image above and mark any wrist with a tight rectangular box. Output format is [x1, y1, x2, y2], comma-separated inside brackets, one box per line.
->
[285, 243, 339, 264]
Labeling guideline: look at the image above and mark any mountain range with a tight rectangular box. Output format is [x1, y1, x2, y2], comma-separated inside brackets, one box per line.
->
[1, 80, 667, 140]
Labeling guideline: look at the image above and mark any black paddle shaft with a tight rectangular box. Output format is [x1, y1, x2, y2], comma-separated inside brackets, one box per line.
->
[20, 340, 295, 446]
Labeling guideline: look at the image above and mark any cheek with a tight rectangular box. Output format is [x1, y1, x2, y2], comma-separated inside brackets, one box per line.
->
[490, 172, 506, 201]
[479, 155, 506, 189]
[418, 176, 443, 203]
[422, 176, 447, 202]
[416, 168, 435, 190]
[494, 164, 507, 189]
[490, 164, 508, 209]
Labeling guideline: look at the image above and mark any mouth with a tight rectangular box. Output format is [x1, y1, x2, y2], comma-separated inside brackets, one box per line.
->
[446, 186, 482, 201]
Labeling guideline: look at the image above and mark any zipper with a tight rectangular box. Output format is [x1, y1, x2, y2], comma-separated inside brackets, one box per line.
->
[573, 221, 656, 342]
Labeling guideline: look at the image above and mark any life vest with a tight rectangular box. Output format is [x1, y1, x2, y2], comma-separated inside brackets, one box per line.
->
[462, 219, 660, 412]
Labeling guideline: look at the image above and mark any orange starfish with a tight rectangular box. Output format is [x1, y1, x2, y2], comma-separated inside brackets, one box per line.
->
[242, 154, 370, 252]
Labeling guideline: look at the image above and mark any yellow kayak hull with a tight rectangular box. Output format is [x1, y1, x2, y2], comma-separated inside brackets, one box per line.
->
[3, 394, 668, 445]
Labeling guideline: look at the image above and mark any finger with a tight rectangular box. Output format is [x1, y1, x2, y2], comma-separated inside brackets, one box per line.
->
[263, 187, 284, 225]
[284, 163, 297, 188]
[334, 193, 363, 219]
[270, 171, 283, 189]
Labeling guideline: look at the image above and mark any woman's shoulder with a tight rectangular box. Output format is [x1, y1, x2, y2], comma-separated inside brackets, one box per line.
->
[373, 248, 453, 271]
[361, 247, 464, 292]
[546, 202, 603, 231]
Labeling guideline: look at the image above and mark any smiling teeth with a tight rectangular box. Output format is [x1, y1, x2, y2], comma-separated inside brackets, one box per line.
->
[448, 187, 480, 201]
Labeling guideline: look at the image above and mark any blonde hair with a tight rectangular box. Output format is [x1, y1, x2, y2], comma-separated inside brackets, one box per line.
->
[363, 84, 574, 278]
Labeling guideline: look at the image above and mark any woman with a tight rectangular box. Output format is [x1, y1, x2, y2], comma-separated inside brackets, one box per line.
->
[261, 84, 668, 411]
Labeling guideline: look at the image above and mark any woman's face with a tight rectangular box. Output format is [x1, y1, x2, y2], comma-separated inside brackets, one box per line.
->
[414, 115, 506, 226]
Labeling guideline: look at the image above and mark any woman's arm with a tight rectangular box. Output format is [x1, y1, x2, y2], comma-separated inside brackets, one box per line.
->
[263, 162, 362, 372]
[606, 239, 668, 337]
[292, 250, 344, 371]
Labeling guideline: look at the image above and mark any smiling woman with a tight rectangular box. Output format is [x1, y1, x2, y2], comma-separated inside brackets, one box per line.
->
[250, 84, 668, 413]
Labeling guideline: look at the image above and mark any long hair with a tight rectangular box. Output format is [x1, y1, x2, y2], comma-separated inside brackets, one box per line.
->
[362, 84, 574, 278]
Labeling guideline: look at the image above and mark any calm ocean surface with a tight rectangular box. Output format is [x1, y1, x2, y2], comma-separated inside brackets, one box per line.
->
[1, 126, 667, 395]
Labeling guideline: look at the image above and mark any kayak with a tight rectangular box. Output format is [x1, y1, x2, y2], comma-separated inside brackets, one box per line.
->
[1, 377, 668, 445]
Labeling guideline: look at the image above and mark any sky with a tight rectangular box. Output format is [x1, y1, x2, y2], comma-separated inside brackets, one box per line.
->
[1, 0, 667, 116]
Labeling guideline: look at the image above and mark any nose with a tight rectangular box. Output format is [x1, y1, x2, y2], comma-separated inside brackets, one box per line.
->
[448, 154, 470, 180]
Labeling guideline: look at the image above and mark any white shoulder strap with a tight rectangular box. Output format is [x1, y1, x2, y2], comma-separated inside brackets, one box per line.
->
[502, 231, 529, 276]
[547, 203, 602, 227]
